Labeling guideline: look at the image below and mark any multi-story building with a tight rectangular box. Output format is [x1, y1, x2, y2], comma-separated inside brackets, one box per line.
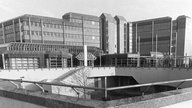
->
[63, 12, 101, 48]
[128, 17, 172, 56]
[0, 12, 191, 69]
[114, 16, 128, 54]
[100, 13, 117, 54]
[171, 15, 192, 58]
[0, 13, 102, 69]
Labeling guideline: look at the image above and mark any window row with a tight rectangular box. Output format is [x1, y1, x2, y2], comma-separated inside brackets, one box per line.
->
[65, 33, 99, 40]
[23, 21, 63, 29]
[23, 30, 100, 40]
[65, 26, 99, 33]
[24, 30, 63, 37]
[70, 18, 99, 26]
[5, 58, 39, 69]
[65, 41, 83, 46]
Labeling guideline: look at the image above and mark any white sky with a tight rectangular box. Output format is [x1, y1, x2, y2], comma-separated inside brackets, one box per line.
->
[0, 0, 192, 22]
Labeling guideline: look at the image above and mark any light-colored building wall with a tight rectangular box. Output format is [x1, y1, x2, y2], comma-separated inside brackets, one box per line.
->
[100, 13, 117, 54]
[108, 21, 117, 54]
[184, 16, 192, 56]
[115, 16, 127, 54]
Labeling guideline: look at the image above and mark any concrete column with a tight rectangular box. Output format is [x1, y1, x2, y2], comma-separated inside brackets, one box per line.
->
[152, 21, 154, 52]
[46, 58, 49, 68]
[104, 77, 108, 99]
[49, 57, 51, 68]
[28, 17, 32, 43]
[27, 58, 29, 68]
[18, 18, 22, 42]
[15, 58, 17, 69]
[2, 23, 5, 43]
[170, 21, 173, 56]
[84, 45, 87, 66]
[61, 58, 64, 68]
[2, 54, 5, 69]
[40, 19, 44, 44]
[71, 55, 73, 67]
[115, 58, 117, 66]
[12, 20, 16, 42]
[135, 23, 138, 52]
[92, 60, 94, 67]
[62, 21, 65, 45]
[137, 53, 140, 67]
[82, 16, 85, 46]
[99, 54, 101, 67]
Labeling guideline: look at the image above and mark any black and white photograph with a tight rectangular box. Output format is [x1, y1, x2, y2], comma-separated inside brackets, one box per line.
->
[0, 0, 192, 107]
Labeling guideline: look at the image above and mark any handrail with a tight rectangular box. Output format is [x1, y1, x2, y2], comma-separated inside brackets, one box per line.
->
[106, 78, 192, 91]
[0, 78, 104, 90]
[1, 78, 192, 100]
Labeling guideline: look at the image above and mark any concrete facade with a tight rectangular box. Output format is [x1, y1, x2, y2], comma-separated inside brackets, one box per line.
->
[172, 15, 192, 57]
[100, 13, 117, 54]
[0, 13, 102, 69]
[63, 12, 101, 48]
[0, 12, 191, 57]
[0, 13, 100, 48]
[114, 16, 127, 54]
[129, 17, 172, 55]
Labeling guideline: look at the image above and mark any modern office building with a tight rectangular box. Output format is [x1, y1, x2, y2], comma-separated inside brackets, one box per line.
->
[171, 15, 192, 58]
[0, 11, 191, 69]
[0, 13, 102, 69]
[114, 16, 128, 54]
[128, 17, 172, 56]
[100, 13, 117, 54]
[62, 12, 101, 48]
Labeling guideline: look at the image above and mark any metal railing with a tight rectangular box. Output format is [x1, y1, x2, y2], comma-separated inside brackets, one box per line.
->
[1, 77, 192, 100]
[95, 56, 192, 69]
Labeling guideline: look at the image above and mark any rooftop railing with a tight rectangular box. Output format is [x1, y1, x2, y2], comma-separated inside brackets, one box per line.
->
[95, 56, 192, 69]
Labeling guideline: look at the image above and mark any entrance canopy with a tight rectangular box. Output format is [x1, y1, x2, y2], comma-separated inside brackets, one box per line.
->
[150, 52, 164, 58]
[76, 52, 96, 61]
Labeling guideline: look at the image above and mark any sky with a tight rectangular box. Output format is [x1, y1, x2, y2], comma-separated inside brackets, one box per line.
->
[0, 0, 192, 22]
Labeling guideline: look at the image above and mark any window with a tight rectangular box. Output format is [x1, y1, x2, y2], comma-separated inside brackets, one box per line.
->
[31, 31, 34, 35]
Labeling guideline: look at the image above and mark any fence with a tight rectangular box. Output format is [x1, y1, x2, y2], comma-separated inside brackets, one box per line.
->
[95, 56, 192, 69]
[1, 77, 192, 101]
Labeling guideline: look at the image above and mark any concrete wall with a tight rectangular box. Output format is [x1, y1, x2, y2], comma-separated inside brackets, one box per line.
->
[89, 67, 192, 88]
[184, 17, 192, 56]
[0, 89, 95, 108]
[51, 67, 95, 99]
[105, 87, 192, 108]
[0, 96, 46, 108]
[0, 68, 76, 89]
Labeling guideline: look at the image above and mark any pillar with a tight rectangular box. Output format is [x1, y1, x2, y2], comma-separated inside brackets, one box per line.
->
[137, 53, 140, 67]
[71, 55, 73, 67]
[28, 17, 32, 43]
[2, 23, 5, 43]
[12, 20, 16, 42]
[84, 45, 87, 66]
[104, 77, 108, 99]
[18, 18, 22, 42]
[152, 21, 154, 52]
[2, 54, 5, 69]
[40, 19, 44, 44]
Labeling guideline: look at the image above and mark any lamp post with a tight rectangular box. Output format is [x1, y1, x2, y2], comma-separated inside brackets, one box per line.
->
[138, 36, 141, 53]
[156, 34, 158, 67]
[174, 32, 177, 67]
[82, 16, 87, 67]
[137, 36, 141, 67]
